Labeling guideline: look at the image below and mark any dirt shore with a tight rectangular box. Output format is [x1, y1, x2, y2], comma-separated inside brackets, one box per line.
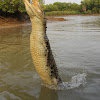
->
[47, 17, 69, 22]
[0, 14, 99, 28]
[0, 16, 25, 28]
[0, 16, 69, 28]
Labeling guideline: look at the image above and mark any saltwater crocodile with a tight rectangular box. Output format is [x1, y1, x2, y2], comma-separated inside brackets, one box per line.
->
[23, 0, 62, 86]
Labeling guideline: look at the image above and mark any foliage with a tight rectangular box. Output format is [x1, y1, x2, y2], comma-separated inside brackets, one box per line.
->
[87, 10, 92, 14]
[43, 4, 58, 12]
[0, 0, 45, 14]
[44, 0, 100, 16]
[53, 2, 80, 11]
[81, 0, 100, 13]
[0, 0, 100, 16]
[45, 11, 81, 16]
[0, 0, 25, 13]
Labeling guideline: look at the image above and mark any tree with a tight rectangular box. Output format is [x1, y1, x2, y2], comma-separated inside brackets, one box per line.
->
[43, 4, 58, 12]
[80, 0, 100, 13]
[0, 0, 25, 13]
[94, 0, 100, 13]
[53, 2, 67, 11]
[0, 0, 45, 14]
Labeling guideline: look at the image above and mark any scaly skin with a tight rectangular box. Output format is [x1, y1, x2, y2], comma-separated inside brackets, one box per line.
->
[23, 0, 62, 86]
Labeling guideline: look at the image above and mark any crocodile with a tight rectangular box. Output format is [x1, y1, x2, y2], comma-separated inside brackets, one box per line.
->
[23, 0, 62, 86]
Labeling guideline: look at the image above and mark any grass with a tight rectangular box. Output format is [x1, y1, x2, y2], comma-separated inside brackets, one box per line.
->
[45, 11, 81, 16]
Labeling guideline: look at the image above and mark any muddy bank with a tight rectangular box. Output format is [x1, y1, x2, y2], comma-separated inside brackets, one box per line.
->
[0, 16, 69, 29]
[1, 13, 99, 28]
[0, 16, 25, 28]
[46, 13, 100, 17]
[46, 17, 69, 22]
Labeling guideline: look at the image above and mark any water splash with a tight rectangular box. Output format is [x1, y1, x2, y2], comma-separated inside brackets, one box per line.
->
[42, 73, 87, 90]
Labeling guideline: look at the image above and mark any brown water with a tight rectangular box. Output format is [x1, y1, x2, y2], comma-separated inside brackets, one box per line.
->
[0, 15, 100, 100]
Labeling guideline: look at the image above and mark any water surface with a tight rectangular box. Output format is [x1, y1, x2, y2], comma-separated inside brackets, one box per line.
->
[0, 15, 100, 100]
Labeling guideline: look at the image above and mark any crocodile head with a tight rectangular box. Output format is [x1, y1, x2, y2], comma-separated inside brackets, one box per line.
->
[23, 0, 44, 19]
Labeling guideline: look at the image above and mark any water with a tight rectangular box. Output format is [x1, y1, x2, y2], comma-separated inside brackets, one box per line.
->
[0, 15, 100, 100]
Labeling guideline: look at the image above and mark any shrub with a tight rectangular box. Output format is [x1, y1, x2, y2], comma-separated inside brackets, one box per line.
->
[0, 0, 26, 13]
[87, 10, 92, 14]
[45, 11, 80, 16]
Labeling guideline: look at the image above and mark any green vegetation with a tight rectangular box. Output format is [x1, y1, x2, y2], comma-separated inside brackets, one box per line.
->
[44, 0, 100, 15]
[0, 0, 100, 16]
[0, 0, 25, 13]
[43, 2, 81, 15]
[45, 11, 81, 16]
[0, 0, 44, 16]
[81, 0, 100, 13]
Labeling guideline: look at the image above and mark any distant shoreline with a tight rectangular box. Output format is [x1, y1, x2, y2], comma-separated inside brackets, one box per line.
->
[46, 13, 100, 17]
[0, 14, 100, 29]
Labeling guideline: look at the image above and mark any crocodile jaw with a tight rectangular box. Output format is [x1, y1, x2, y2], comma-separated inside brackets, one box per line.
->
[23, 0, 44, 19]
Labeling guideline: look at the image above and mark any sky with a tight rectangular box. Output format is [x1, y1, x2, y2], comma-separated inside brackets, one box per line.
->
[45, 0, 82, 4]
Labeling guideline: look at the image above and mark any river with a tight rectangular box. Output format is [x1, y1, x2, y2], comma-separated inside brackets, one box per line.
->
[0, 15, 100, 100]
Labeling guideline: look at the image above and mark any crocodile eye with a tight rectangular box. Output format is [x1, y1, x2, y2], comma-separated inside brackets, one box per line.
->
[51, 71, 53, 73]
[56, 76, 58, 79]
[51, 75, 53, 77]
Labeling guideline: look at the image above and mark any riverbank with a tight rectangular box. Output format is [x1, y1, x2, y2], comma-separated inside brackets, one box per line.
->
[46, 13, 100, 17]
[0, 14, 100, 28]
[0, 16, 69, 28]
[0, 16, 25, 28]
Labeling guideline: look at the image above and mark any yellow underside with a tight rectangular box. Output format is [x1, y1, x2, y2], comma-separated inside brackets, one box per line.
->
[30, 33, 58, 85]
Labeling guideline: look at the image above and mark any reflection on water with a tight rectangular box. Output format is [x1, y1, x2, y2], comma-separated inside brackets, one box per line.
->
[0, 15, 100, 100]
